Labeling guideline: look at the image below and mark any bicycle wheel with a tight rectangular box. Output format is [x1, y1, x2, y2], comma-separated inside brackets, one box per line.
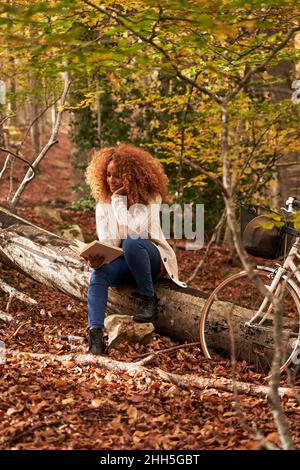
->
[200, 269, 300, 376]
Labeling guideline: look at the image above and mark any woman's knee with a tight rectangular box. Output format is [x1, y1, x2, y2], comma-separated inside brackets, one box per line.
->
[123, 236, 147, 253]
[89, 264, 110, 284]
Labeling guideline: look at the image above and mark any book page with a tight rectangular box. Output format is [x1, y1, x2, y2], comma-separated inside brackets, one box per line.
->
[70, 240, 123, 264]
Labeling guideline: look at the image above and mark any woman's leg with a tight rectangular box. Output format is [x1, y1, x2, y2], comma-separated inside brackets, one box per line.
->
[122, 236, 161, 298]
[88, 236, 161, 328]
[88, 256, 135, 329]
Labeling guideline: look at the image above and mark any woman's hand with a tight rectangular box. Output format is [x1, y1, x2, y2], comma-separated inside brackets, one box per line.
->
[113, 185, 127, 196]
[83, 254, 105, 269]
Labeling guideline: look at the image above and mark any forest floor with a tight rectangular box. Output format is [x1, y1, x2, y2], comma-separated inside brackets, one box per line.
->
[0, 132, 299, 450]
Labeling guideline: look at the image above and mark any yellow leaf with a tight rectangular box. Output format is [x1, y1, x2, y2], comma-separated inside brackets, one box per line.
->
[91, 399, 103, 408]
[14, 421, 27, 428]
[223, 411, 236, 417]
[62, 397, 74, 405]
[127, 406, 138, 420]
[154, 414, 167, 423]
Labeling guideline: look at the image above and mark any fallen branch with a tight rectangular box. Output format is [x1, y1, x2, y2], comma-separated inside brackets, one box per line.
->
[8, 321, 31, 340]
[8, 350, 298, 398]
[8, 350, 154, 371]
[7, 420, 61, 447]
[133, 341, 201, 359]
[0, 278, 37, 306]
[152, 368, 297, 398]
[44, 334, 85, 344]
[0, 310, 14, 322]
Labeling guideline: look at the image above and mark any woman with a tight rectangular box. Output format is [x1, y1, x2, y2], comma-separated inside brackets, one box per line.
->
[85, 144, 187, 355]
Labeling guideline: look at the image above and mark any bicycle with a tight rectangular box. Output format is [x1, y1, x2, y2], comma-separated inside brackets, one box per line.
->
[199, 196, 300, 378]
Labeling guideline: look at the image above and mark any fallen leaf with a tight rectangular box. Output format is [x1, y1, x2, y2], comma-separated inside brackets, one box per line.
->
[154, 414, 166, 423]
[127, 406, 138, 420]
[223, 411, 236, 417]
[266, 432, 280, 446]
[14, 421, 27, 428]
[28, 401, 48, 415]
[54, 379, 67, 388]
[91, 399, 103, 408]
[61, 361, 75, 368]
[62, 397, 74, 405]
[132, 430, 146, 443]
[127, 395, 145, 403]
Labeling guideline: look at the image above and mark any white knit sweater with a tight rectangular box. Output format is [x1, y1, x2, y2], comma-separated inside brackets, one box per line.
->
[95, 193, 187, 289]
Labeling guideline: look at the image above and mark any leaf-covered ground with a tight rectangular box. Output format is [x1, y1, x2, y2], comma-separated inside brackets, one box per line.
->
[0, 133, 299, 450]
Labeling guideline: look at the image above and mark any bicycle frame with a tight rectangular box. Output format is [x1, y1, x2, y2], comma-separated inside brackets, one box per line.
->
[247, 237, 300, 326]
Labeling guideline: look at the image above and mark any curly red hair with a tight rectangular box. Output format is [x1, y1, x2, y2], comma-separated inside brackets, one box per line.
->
[86, 144, 169, 206]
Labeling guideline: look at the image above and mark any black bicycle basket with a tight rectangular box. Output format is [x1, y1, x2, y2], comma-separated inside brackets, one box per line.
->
[240, 204, 286, 260]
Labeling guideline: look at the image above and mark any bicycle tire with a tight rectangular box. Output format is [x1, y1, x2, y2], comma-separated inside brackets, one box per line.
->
[200, 269, 300, 377]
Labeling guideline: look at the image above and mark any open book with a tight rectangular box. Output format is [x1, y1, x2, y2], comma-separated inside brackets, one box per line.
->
[70, 239, 124, 264]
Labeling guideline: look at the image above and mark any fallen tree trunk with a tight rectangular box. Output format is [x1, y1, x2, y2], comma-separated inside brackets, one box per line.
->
[0, 206, 207, 344]
[0, 206, 89, 299]
[0, 206, 280, 372]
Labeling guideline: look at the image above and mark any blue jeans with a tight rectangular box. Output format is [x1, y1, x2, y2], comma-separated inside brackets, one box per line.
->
[88, 236, 161, 328]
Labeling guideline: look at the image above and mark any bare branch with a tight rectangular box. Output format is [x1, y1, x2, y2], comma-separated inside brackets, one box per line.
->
[0, 154, 11, 181]
[17, 97, 61, 150]
[133, 341, 201, 360]
[0, 146, 36, 180]
[219, 96, 294, 450]
[236, 111, 283, 189]
[0, 277, 37, 306]
[8, 320, 31, 340]
[10, 72, 71, 210]
[0, 114, 14, 127]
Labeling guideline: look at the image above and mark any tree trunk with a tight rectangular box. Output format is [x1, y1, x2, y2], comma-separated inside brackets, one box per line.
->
[0, 205, 278, 371]
[267, 58, 300, 204]
[0, 206, 89, 299]
[0, 106, 6, 148]
[29, 76, 41, 155]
